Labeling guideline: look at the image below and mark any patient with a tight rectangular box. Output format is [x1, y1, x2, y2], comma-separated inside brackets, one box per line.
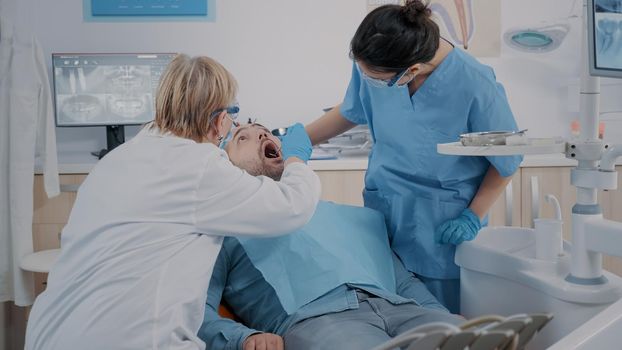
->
[199, 123, 464, 350]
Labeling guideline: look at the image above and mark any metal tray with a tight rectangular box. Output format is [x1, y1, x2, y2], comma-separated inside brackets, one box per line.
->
[460, 130, 527, 146]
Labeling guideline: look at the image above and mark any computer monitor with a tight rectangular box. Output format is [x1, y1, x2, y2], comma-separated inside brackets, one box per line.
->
[588, 0, 622, 78]
[52, 52, 177, 158]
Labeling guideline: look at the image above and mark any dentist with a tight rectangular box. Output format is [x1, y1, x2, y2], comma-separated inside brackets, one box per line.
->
[25, 54, 320, 350]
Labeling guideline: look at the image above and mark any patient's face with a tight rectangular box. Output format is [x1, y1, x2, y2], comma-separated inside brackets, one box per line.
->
[225, 123, 284, 180]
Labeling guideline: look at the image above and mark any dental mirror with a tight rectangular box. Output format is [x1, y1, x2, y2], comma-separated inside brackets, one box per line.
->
[271, 127, 288, 137]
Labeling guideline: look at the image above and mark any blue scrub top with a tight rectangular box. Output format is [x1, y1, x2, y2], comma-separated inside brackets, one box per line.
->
[341, 48, 522, 279]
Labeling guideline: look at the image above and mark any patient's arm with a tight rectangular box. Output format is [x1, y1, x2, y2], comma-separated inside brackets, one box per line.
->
[201, 304, 260, 350]
[392, 253, 450, 312]
[198, 248, 262, 350]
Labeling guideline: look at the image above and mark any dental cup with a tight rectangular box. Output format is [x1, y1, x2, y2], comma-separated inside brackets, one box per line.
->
[534, 195, 563, 261]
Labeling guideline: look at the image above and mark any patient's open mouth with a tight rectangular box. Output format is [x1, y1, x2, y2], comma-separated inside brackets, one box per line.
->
[262, 140, 281, 159]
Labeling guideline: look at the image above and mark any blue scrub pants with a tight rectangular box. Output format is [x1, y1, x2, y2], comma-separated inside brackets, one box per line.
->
[416, 275, 461, 315]
[283, 291, 464, 350]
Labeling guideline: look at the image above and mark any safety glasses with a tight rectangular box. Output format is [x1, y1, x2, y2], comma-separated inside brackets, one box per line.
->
[359, 66, 414, 88]
[210, 105, 240, 127]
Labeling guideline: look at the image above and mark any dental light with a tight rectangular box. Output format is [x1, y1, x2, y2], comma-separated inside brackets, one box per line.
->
[504, 24, 570, 53]
[504, 0, 580, 54]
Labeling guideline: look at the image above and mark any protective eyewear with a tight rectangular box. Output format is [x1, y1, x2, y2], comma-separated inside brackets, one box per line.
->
[210, 105, 240, 127]
[359, 66, 414, 88]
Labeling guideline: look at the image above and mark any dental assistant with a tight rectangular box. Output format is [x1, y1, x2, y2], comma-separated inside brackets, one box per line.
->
[306, 0, 522, 313]
[25, 54, 320, 350]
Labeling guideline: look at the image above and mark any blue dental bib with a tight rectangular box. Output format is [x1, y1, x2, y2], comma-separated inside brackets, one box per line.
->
[237, 201, 396, 314]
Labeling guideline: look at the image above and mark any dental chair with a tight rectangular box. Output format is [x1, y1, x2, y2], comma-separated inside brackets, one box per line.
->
[218, 303, 239, 321]
[371, 313, 552, 350]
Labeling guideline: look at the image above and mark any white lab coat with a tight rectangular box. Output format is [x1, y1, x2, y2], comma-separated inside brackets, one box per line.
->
[25, 126, 320, 350]
[0, 15, 60, 306]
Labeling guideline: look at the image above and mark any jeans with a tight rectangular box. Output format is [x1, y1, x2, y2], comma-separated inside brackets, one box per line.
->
[416, 275, 461, 314]
[283, 291, 464, 350]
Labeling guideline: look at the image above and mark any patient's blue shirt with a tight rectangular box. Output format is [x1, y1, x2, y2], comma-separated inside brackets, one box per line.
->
[199, 208, 448, 349]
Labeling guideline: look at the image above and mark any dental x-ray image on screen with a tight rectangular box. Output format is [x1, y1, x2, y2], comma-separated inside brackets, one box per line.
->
[52, 53, 176, 126]
[591, 0, 622, 76]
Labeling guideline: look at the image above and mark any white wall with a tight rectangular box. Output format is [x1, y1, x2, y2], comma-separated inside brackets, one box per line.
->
[29, 0, 622, 156]
[32, 0, 365, 155]
[483, 0, 581, 139]
[486, 0, 622, 139]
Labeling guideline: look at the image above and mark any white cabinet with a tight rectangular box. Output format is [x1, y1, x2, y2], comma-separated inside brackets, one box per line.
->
[487, 174, 522, 227]
[32, 174, 87, 295]
[315, 170, 366, 206]
[315, 170, 524, 227]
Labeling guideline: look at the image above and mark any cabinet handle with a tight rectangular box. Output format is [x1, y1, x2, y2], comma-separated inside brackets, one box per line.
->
[531, 176, 540, 228]
[505, 182, 513, 226]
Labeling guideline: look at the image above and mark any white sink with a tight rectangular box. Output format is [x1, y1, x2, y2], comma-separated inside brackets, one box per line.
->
[456, 226, 622, 349]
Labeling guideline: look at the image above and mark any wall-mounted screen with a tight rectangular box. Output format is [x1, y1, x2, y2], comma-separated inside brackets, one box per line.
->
[588, 0, 622, 78]
[52, 53, 176, 126]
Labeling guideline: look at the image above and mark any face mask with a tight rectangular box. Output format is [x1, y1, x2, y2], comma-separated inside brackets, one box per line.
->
[219, 128, 233, 149]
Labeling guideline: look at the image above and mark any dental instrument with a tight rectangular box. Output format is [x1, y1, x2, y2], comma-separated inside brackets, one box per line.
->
[271, 127, 288, 137]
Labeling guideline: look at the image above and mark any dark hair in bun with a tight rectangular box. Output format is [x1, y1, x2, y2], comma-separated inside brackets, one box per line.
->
[350, 0, 439, 73]
[402, 0, 433, 23]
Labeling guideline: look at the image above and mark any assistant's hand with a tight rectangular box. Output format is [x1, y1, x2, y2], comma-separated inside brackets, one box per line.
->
[243, 333, 284, 350]
[279, 123, 312, 162]
[436, 208, 482, 245]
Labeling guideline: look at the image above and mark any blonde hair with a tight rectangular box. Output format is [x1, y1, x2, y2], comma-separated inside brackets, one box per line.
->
[153, 54, 238, 142]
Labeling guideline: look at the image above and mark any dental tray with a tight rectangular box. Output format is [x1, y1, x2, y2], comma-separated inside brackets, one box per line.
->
[317, 142, 371, 157]
[316, 125, 372, 157]
[438, 138, 566, 156]
[318, 142, 371, 150]
[460, 130, 527, 146]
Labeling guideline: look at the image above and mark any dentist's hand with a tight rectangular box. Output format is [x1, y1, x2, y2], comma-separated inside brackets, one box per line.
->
[436, 208, 482, 245]
[279, 123, 312, 163]
[244, 333, 284, 350]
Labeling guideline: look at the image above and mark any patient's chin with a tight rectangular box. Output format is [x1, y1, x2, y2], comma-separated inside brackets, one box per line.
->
[262, 163, 284, 181]
[237, 159, 283, 181]
[259, 159, 284, 180]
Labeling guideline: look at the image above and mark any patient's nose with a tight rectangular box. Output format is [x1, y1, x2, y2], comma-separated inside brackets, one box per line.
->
[259, 131, 269, 140]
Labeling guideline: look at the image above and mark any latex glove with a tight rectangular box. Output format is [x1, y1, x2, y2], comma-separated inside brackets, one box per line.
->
[436, 208, 482, 245]
[279, 123, 312, 162]
[243, 333, 284, 350]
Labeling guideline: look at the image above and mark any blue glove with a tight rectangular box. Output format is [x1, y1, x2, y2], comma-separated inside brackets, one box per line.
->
[435, 208, 482, 245]
[279, 123, 312, 162]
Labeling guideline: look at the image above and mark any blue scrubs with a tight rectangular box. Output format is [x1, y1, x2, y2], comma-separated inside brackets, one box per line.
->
[341, 48, 522, 312]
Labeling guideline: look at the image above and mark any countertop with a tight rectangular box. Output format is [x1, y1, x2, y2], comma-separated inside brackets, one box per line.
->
[36, 151, 622, 175]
